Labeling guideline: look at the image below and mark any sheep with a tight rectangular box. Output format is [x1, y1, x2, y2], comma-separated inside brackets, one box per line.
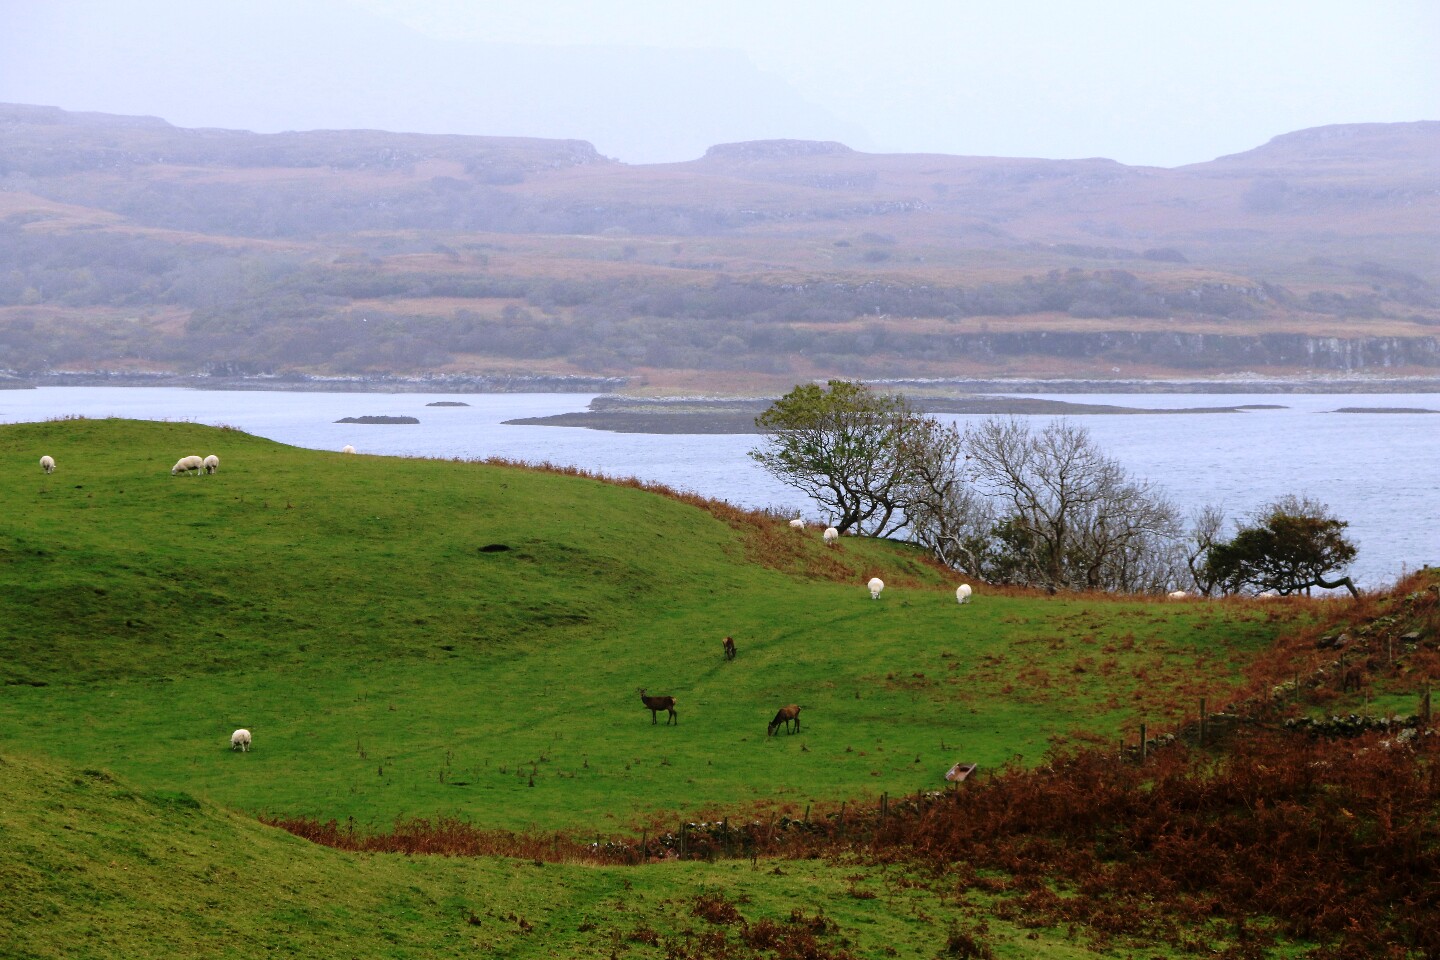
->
[230, 728, 252, 752]
[341, 445, 356, 454]
[788, 516, 805, 530]
[637, 688, 678, 725]
[767, 704, 801, 736]
[823, 526, 839, 543]
[202, 454, 220, 474]
[39, 455, 55, 474]
[868, 577, 884, 600]
[171, 455, 204, 476]
[956, 583, 973, 604]
[722, 635, 736, 661]
[1167, 590, 1190, 600]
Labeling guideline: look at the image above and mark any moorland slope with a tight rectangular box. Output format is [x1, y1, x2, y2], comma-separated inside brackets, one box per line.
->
[2, 105, 1436, 390]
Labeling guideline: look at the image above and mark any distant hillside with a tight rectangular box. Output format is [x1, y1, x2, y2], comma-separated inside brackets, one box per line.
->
[1, 105, 1437, 391]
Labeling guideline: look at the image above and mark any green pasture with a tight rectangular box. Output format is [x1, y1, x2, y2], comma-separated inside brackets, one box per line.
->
[0, 418, 1285, 833]
[1, 749, 1273, 960]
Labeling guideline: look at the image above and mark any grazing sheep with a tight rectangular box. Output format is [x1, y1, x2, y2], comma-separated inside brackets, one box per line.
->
[956, 583, 973, 604]
[171, 455, 204, 476]
[39, 455, 55, 474]
[868, 577, 884, 600]
[341, 445, 356, 454]
[767, 704, 802, 736]
[637, 688, 678, 725]
[722, 636, 736, 661]
[788, 516, 805, 530]
[230, 728, 252, 752]
[823, 526, 839, 543]
[1167, 590, 1189, 600]
[202, 454, 220, 474]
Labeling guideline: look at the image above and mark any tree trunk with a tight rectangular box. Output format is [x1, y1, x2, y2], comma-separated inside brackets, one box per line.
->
[1314, 573, 1359, 598]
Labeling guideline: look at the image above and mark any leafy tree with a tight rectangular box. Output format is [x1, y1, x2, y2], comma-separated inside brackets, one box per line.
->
[750, 380, 948, 536]
[1202, 495, 1358, 597]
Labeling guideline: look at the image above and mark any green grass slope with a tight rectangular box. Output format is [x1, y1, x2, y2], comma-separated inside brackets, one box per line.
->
[5, 748, 1158, 960]
[2, 419, 1287, 835]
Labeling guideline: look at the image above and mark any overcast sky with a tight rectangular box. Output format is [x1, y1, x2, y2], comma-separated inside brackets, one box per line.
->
[3, 0, 1437, 166]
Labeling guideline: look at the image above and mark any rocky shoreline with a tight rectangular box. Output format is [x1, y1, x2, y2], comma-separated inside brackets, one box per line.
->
[8, 371, 1440, 395]
[0, 371, 629, 393]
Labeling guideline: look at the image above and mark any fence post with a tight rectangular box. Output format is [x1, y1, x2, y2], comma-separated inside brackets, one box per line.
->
[1199, 697, 1207, 747]
[680, 821, 688, 860]
[640, 828, 647, 864]
[1140, 722, 1148, 761]
[839, 801, 846, 838]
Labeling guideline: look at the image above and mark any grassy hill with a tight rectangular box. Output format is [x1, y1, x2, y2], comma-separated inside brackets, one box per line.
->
[2, 104, 1437, 389]
[0, 418, 1285, 833]
[11, 417, 1437, 958]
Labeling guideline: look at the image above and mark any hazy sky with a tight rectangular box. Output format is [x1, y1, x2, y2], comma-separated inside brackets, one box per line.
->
[3, 0, 1437, 166]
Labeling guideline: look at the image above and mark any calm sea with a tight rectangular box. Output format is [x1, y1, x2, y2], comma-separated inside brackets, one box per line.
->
[3, 387, 1435, 589]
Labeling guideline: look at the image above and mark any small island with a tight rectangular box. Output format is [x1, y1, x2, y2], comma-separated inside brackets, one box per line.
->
[1334, 407, 1438, 414]
[425, 401, 470, 407]
[334, 416, 421, 424]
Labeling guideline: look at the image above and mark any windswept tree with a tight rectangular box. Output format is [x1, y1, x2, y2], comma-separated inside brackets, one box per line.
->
[961, 417, 1183, 593]
[750, 380, 958, 536]
[1201, 495, 1359, 597]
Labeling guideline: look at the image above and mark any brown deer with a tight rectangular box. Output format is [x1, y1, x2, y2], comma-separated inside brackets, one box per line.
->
[767, 704, 801, 736]
[637, 688, 678, 725]
[722, 636, 736, 661]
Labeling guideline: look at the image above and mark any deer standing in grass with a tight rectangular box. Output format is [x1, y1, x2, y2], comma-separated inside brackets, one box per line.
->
[637, 688, 678, 725]
[767, 704, 802, 736]
[722, 636, 736, 661]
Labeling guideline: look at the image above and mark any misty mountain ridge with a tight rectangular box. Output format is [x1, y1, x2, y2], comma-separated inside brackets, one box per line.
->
[0, 103, 1436, 391]
[0, 0, 872, 164]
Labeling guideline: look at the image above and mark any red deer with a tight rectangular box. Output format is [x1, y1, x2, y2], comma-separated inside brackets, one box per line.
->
[637, 688, 678, 725]
[767, 704, 801, 736]
[722, 636, 736, 661]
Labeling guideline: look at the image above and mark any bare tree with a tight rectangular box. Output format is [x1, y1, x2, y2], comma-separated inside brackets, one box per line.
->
[1185, 504, 1228, 596]
[901, 416, 991, 573]
[961, 417, 1183, 593]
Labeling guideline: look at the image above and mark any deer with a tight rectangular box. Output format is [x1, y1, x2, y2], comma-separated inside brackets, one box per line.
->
[767, 704, 802, 736]
[722, 636, 736, 661]
[637, 688, 678, 725]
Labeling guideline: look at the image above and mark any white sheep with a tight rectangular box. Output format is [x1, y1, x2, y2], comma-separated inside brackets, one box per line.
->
[789, 516, 805, 530]
[171, 455, 204, 476]
[230, 728, 252, 752]
[341, 445, 356, 454]
[39, 455, 55, 474]
[823, 526, 839, 543]
[203, 454, 220, 474]
[868, 577, 885, 600]
[1167, 590, 1190, 600]
[956, 583, 973, 604]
